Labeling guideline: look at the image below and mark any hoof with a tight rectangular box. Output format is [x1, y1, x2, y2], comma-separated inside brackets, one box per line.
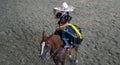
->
[69, 55, 72, 58]
[75, 60, 78, 63]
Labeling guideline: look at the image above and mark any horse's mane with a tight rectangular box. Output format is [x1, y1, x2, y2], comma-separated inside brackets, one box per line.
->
[48, 33, 54, 39]
[47, 30, 60, 40]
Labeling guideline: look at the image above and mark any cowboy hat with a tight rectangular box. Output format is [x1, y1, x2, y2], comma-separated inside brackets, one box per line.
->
[54, 2, 74, 12]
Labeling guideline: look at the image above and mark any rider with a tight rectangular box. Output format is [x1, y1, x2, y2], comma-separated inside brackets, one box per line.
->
[53, 2, 74, 48]
[53, 2, 82, 48]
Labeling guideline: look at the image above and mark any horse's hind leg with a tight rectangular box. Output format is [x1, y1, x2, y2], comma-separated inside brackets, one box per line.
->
[69, 52, 72, 59]
[75, 46, 79, 63]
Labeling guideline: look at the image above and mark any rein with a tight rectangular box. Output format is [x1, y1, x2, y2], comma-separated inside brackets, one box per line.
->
[47, 47, 59, 60]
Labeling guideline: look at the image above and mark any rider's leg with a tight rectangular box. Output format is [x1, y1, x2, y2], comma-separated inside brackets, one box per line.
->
[66, 26, 77, 47]
[62, 30, 70, 48]
[62, 38, 70, 48]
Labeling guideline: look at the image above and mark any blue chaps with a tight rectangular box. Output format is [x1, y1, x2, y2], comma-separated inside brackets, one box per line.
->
[61, 26, 82, 45]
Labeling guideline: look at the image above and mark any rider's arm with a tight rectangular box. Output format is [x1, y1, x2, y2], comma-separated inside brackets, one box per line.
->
[56, 23, 68, 30]
[59, 23, 68, 29]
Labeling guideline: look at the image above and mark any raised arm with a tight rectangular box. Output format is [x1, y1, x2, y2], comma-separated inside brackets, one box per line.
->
[53, 8, 57, 18]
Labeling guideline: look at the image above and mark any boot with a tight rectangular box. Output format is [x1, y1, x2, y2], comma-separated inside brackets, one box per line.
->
[63, 38, 70, 48]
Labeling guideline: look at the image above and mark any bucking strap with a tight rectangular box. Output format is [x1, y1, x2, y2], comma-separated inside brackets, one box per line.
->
[67, 23, 83, 39]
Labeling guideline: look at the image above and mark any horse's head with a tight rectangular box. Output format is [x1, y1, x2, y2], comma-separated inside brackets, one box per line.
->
[40, 31, 50, 61]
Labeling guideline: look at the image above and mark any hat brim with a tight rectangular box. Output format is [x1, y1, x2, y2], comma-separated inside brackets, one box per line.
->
[54, 6, 74, 12]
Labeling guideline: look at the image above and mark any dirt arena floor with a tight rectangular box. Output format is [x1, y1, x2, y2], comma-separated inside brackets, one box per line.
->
[0, 0, 120, 65]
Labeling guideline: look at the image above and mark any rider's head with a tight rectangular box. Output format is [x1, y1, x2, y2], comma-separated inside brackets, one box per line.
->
[54, 2, 74, 25]
[58, 15, 68, 25]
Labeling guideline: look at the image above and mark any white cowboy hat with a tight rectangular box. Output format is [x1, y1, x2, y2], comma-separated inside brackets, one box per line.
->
[54, 2, 74, 12]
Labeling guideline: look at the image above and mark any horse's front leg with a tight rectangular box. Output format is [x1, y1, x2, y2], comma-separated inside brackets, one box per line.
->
[53, 57, 59, 65]
[61, 61, 65, 65]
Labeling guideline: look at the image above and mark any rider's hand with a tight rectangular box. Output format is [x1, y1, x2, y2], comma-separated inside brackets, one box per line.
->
[72, 34, 78, 38]
[56, 27, 60, 31]
[72, 35, 77, 38]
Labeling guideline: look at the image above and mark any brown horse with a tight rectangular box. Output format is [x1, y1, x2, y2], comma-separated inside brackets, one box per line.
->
[40, 31, 80, 65]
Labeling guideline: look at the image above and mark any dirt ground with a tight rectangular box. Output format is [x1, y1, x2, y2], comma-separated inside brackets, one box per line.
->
[0, 0, 120, 65]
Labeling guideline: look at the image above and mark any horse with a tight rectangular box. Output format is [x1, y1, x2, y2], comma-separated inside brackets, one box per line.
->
[39, 31, 81, 65]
